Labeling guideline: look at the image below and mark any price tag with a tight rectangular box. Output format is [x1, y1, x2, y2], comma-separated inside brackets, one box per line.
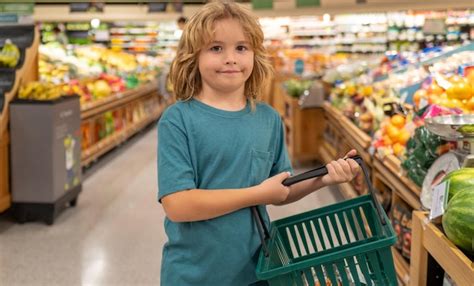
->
[429, 180, 449, 221]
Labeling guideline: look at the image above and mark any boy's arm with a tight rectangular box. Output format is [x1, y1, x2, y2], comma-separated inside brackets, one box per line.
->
[162, 172, 290, 222]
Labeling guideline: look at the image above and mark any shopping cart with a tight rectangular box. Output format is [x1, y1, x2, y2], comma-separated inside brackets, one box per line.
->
[252, 155, 397, 286]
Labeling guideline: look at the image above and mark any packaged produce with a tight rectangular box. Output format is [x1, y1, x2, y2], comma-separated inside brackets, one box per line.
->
[0, 39, 20, 68]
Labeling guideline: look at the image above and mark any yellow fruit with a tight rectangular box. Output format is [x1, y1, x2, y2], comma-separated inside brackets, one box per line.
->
[386, 124, 401, 141]
[447, 81, 471, 100]
[390, 114, 405, 129]
[398, 130, 411, 145]
[382, 135, 393, 146]
[466, 97, 474, 111]
[393, 143, 404, 157]
[362, 85, 374, 97]
[428, 83, 444, 96]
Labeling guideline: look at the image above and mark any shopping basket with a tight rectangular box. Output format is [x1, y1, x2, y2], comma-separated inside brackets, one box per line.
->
[252, 155, 397, 286]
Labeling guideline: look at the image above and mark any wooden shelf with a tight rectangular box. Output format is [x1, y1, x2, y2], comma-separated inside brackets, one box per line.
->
[393, 247, 410, 286]
[411, 211, 474, 286]
[338, 182, 358, 199]
[323, 101, 373, 166]
[379, 154, 421, 197]
[81, 105, 164, 167]
[0, 131, 10, 212]
[80, 81, 158, 120]
[373, 155, 421, 210]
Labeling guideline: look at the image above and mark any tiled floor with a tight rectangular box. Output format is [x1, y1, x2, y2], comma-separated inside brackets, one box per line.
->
[0, 124, 342, 286]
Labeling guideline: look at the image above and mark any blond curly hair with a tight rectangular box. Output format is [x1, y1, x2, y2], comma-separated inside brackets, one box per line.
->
[169, 1, 273, 107]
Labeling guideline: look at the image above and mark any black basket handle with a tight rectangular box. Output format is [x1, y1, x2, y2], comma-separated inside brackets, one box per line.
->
[252, 155, 386, 257]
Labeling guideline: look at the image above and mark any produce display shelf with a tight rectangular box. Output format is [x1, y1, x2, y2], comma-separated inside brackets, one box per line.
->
[0, 25, 39, 213]
[323, 102, 373, 166]
[81, 105, 165, 167]
[81, 80, 158, 120]
[0, 131, 10, 212]
[338, 182, 358, 200]
[411, 211, 474, 286]
[373, 155, 421, 210]
[1, 27, 39, 132]
[392, 247, 410, 286]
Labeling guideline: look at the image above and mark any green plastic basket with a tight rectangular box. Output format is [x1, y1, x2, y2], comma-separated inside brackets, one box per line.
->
[253, 156, 397, 286]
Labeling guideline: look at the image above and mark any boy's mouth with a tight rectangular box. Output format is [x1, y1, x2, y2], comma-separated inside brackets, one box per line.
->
[218, 70, 241, 74]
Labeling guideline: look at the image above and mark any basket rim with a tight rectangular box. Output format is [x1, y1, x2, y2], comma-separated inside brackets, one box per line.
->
[255, 195, 397, 280]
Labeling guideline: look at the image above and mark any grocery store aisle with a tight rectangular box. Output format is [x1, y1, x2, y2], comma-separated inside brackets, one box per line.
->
[0, 123, 341, 286]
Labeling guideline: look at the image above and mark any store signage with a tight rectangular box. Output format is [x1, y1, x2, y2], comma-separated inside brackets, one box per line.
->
[148, 3, 167, 12]
[252, 0, 272, 10]
[0, 3, 34, 15]
[296, 0, 320, 7]
[423, 18, 446, 35]
[0, 13, 18, 23]
[148, 2, 183, 13]
[70, 2, 104, 13]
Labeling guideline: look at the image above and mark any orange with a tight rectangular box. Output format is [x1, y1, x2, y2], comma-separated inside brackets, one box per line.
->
[392, 143, 405, 157]
[447, 80, 471, 100]
[382, 135, 393, 146]
[390, 114, 406, 129]
[398, 130, 411, 145]
[386, 124, 401, 141]
[428, 83, 444, 96]
[466, 97, 474, 111]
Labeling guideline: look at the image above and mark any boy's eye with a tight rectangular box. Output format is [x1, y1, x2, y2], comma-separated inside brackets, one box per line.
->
[236, 45, 248, 52]
[210, 46, 222, 52]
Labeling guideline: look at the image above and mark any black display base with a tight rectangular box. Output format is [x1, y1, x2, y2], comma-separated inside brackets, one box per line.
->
[12, 184, 82, 225]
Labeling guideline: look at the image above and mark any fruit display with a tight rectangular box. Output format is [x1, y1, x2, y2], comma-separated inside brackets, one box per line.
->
[27, 42, 165, 104]
[18, 82, 63, 101]
[0, 39, 20, 68]
[284, 79, 312, 98]
[442, 189, 474, 254]
[81, 95, 161, 151]
[373, 114, 412, 158]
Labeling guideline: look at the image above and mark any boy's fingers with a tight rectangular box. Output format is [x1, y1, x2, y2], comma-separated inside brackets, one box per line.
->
[279, 171, 291, 180]
[344, 149, 357, 159]
[331, 160, 344, 177]
[348, 159, 360, 174]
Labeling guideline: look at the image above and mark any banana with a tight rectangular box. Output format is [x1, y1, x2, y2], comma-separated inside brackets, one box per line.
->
[0, 39, 20, 68]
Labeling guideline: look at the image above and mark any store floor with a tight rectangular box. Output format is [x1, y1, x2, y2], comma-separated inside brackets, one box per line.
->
[0, 123, 342, 286]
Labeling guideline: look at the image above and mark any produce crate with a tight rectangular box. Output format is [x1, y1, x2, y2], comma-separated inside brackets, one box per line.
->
[283, 93, 325, 164]
[326, 103, 372, 166]
[373, 155, 421, 210]
[410, 211, 474, 286]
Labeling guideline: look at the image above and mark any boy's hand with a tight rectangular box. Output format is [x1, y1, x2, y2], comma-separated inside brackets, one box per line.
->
[257, 172, 291, 205]
[322, 149, 360, 186]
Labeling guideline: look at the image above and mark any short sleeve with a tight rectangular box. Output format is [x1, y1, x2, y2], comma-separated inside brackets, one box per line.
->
[270, 116, 293, 176]
[157, 118, 196, 202]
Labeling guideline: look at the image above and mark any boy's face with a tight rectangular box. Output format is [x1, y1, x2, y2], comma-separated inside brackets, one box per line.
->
[198, 18, 254, 97]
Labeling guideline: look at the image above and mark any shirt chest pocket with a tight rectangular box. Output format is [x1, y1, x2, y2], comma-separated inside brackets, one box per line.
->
[249, 149, 274, 186]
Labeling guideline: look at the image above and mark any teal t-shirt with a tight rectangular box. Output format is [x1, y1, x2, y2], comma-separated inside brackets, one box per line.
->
[157, 99, 292, 286]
